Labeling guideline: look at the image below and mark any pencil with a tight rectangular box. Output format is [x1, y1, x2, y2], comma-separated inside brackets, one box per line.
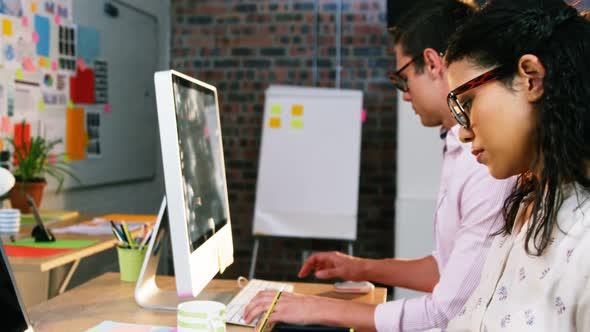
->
[256, 289, 283, 332]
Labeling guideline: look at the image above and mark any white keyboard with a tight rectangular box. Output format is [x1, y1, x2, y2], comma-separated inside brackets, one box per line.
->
[226, 279, 294, 327]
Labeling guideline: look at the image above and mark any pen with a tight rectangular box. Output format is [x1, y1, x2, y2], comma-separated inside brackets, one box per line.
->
[256, 288, 283, 332]
[120, 222, 136, 249]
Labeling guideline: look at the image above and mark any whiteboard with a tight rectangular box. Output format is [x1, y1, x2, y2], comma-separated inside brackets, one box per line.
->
[252, 85, 363, 240]
[55, 0, 158, 188]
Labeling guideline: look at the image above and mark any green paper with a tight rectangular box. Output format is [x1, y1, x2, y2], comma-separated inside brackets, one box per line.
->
[9, 238, 98, 249]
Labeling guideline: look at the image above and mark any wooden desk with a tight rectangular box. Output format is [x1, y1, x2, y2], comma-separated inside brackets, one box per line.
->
[6, 214, 141, 307]
[29, 272, 387, 331]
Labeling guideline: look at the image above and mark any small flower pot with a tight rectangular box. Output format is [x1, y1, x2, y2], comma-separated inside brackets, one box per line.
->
[9, 180, 47, 213]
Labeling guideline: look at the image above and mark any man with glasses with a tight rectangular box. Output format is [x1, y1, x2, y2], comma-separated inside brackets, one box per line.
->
[293, 1, 516, 331]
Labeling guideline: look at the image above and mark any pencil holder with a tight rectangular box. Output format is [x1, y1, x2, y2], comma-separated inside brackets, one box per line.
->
[177, 300, 226, 332]
[116, 246, 147, 282]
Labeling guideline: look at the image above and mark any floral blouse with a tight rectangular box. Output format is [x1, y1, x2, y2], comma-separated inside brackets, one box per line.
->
[446, 186, 590, 331]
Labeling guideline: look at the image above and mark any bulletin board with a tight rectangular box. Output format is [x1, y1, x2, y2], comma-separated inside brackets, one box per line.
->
[0, 0, 158, 189]
[252, 85, 363, 240]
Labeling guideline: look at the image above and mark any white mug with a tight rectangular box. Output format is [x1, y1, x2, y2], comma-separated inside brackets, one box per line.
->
[177, 300, 227, 332]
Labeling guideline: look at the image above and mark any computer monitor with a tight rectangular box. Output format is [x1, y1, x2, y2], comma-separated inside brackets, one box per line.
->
[135, 70, 233, 309]
[0, 239, 34, 332]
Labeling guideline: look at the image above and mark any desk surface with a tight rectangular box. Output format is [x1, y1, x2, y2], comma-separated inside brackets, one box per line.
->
[7, 214, 139, 272]
[29, 272, 388, 332]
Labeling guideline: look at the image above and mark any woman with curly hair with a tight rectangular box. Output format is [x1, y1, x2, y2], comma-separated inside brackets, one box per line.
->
[444, 0, 590, 330]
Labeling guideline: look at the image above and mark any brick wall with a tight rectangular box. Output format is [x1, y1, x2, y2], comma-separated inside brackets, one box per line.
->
[170, 0, 396, 282]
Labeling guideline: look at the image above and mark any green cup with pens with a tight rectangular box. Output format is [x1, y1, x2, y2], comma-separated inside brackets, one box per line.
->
[111, 220, 152, 282]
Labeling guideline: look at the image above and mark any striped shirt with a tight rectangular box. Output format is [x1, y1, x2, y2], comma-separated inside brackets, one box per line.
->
[374, 125, 515, 332]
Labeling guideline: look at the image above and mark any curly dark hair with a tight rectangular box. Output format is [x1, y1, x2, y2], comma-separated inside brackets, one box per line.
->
[445, 0, 590, 256]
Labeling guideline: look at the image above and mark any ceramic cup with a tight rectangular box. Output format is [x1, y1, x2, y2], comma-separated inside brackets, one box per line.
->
[0, 208, 20, 234]
[177, 300, 227, 332]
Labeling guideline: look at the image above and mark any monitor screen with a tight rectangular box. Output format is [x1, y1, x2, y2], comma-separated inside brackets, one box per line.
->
[0, 241, 31, 332]
[171, 76, 229, 252]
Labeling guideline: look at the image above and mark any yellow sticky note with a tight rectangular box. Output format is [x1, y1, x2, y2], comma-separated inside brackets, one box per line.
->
[67, 100, 74, 108]
[271, 104, 282, 115]
[15, 69, 23, 80]
[31, 2, 37, 13]
[38, 100, 45, 111]
[291, 119, 304, 129]
[2, 19, 12, 36]
[269, 117, 281, 129]
[292, 104, 304, 117]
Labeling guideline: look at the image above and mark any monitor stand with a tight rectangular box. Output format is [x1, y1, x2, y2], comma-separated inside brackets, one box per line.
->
[134, 197, 233, 310]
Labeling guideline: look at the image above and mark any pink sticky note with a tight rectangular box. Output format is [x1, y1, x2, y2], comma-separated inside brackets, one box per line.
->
[23, 57, 36, 71]
[1, 116, 11, 134]
[361, 108, 367, 123]
[54, 15, 60, 25]
[51, 61, 58, 71]
[204, 127, 210, 138]
[21, 16, 29, 27]
[76, 58, 87, 71]
[49, 154, 56, 164]
[32, 31, 39, 43]
[104, 104, 111, 113]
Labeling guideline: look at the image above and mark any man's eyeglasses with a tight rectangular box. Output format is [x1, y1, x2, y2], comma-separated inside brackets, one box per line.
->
[447, 67, 502, 129]
[390, 52, 445, 93]
[389, 54, 421, 92]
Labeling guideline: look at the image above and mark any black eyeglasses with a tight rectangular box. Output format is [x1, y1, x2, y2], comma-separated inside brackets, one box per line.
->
[389, 51, 445, 93]
[389, 55, 421, 92]
[447, 67, 502, 129]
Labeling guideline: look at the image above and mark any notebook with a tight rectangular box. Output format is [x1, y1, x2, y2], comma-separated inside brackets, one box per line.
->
[0, 238, 34, 332]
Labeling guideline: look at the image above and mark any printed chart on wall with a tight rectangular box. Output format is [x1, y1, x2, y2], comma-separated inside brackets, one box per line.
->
[0, 0, 158, 188]
[253, 85, 363, 240]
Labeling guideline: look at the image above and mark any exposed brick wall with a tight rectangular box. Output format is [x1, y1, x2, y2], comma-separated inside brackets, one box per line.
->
[171, 0, 396, 282]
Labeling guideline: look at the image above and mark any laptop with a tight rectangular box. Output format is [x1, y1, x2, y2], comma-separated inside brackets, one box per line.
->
[0, 239, 34, 332]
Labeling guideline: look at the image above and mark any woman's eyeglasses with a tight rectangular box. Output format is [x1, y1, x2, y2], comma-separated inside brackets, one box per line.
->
[447, 67, 502, 129]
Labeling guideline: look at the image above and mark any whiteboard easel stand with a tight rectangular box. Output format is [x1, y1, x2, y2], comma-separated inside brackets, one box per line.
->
[248, 236, 354, 280]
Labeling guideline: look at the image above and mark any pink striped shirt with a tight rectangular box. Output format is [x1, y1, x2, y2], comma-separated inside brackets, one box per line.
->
[374, 125, 516, 332]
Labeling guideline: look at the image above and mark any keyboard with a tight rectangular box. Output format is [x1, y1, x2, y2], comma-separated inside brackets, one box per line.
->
[226, 279, 294, 327]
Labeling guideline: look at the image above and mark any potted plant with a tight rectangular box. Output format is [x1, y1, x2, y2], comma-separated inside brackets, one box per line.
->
[7, 130, 79, 213]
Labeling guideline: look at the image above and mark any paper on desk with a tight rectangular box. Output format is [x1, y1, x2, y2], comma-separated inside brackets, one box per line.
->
[86, 320, 175, 332]
[9, 238, 98, 248]
[52, 218, 146, 235]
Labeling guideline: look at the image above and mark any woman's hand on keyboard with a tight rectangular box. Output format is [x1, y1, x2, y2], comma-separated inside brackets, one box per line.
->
[243, 291, 318, 326]
[298, 251, 368, 281]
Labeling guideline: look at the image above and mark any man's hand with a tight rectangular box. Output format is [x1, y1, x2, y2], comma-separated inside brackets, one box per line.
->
[298, 251, 367, 281]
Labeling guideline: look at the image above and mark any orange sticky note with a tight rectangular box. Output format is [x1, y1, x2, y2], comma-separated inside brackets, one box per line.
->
[38, 57, 45, 67]
[291, 119, 304, 129]
[2, 19, 13, 36]
[271, 104, 282, 115]
[31, 2, 37, 13]
[292, 104, 304, 116]
[66, 108, 86, 160]
[269, 117, 281, 129]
